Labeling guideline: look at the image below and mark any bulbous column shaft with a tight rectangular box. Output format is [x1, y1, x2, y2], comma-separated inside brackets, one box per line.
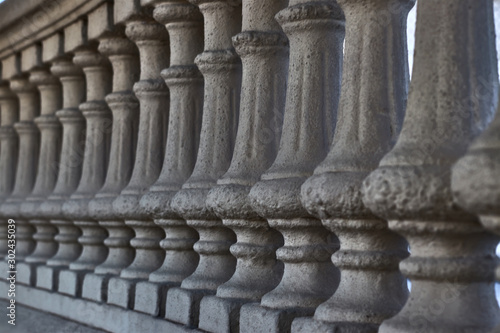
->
[166, 0, 242, 327]
[198, 0, 289, 331]
[62, 47, 112, 272]
[2, 76, 40, 260]
[21, 68, 62, 264]
[87, 35, 140, 276]
[111, 18, 170, 284]
[295, 1, 414, 332]
[39, 58, 86, 268]
[241, 2, 345, 331]
[362, 1, 499, 332]
[0, 82, 18, 256]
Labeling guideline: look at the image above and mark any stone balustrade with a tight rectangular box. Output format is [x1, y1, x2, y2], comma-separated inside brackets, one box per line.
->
[0, 0, 499, 332]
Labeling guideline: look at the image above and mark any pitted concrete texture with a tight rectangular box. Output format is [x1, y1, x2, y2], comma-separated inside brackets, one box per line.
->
[0, 299, 108, 333]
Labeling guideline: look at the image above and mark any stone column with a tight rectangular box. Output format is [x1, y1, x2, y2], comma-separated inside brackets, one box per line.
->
[16, 39, 65, 286]
[36, 35, 87, 291]
[362, 1, 499, 332]
[19, 68, 61, 270]
[1, 55, 40, 261]
[83, 33, 140, 303]
[109, 16, 170, 309]
[197, 0, 288, 331]
[166, 0, 242, 328]
[452, 98, 500, 333]
[294, 0, 414, 332]
[0, 80, 18, 259]
[134, 0, 204, 317]
[240, 1, 345, 332]
[58, 44, 112, 297]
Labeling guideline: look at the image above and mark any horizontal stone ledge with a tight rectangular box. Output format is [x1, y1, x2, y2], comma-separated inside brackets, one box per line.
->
[0, 280, 203, 333]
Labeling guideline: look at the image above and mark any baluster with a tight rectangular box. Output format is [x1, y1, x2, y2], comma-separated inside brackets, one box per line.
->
[134, 0, 204, 316]
[17, 41, 64, 286]
[58, 4, 117, 298]
[59, 44, 112, 297]
[240, 1, 345, 332]
[37, 25, 87, 291]
[109, 5, 170, 309]
[362, 1, 499, 332]
[1, 51, 40, 262]
[166, 0, 241, 328]
[197, 0, 288, 331]
[83, 32, 140, 303]
[0, 80, 18, 260]
[294, 0, 414, 332]
[452, 85, 500, 333]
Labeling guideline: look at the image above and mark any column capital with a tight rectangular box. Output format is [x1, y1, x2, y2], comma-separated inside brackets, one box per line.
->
[153, 1, 203, 24]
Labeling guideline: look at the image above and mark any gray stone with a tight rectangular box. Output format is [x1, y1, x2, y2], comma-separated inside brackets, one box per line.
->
[167, 0, 242, 328]
[198, 0, 288, 331]
[362, 1, 500, 332]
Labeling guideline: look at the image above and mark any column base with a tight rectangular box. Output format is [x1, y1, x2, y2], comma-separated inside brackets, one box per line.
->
[16, 262, 38, 286]
[292, 317, 378, 333]
[239, 302, 313, 333]
[82, 273, 110, 302]
[36, 265, 64, 291]
[134, 281, 175, 316]
[58, 269, 88, 296]
[107, 277, 136, 309]
[165, 287, 211, 328]
[198, 295, 246, 333]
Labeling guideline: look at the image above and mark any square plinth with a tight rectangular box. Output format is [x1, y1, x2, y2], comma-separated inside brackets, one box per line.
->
[239, 303, 313, 333]
[82, 273, 110, 302]
[107, 277, 136, 309]
[291, 317, 378, 333]
[134, 281, 176, 316]
[198, 295, 246, 333]
[16, 262, 37, 286]
[58, 269, 88, 296]
[164, 287, 211, 328]
[36, 265, 64, 291]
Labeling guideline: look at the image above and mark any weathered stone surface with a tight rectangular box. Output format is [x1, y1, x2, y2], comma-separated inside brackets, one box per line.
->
[362, 1, 499, 332]
[36, 55, 86, 289]
[241, 1, 345, 332]
[109, 14, 169, 309]
[166, 0, 242, 328]
[295, 0, 414, 332]
[198, 0, 288, 330]
[134, 0, 203, 317]
[0, 0, 498, 332]
[84, 32, 140, 303]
